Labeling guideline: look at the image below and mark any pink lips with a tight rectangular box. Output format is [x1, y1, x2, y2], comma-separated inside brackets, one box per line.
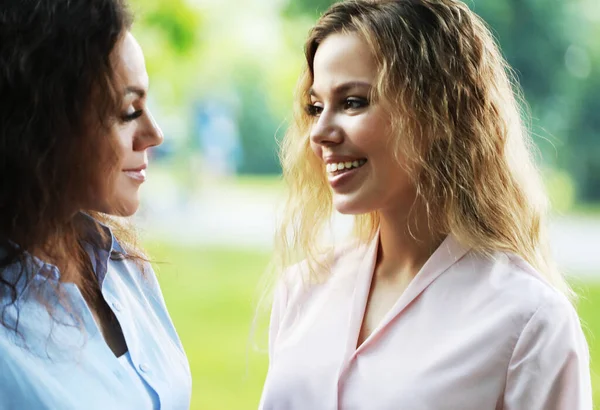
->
[123, 164, 147, 182]
[327, 165, 362, 190]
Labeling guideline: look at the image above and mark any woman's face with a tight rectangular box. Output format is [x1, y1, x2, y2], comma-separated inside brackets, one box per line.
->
[309, 33, 415, 216]
[91, 32, 163, 217]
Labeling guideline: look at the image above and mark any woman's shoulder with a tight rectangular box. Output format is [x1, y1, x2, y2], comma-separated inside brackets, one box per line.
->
[457, 249, 577, 322]
[275, 239, 372, 307]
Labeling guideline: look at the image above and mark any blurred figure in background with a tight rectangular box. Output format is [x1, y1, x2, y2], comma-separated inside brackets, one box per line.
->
[260, 0, 591, 409]
[194, 100, 242, 179]
[0, 0, 191, 408]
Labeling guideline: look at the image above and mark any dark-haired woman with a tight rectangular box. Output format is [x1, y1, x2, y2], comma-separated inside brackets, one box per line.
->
[0, 1, 191, 408]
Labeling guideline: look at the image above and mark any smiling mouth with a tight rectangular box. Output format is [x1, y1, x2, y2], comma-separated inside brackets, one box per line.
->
[124, 169, 146, 182]
[326, 159, 367, 176]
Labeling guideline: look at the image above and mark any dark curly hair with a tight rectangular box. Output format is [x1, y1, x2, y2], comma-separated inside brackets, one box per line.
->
[0, 0, 138, 333]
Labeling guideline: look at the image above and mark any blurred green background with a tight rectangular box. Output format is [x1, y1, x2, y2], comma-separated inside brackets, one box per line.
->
[127, 0, 600, 408]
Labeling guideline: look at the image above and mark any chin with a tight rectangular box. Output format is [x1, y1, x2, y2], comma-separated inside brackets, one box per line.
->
[114, 206, 138, 217]
[88, 185, 141, 216]
[116, 201, 139, 217]
[332, 196, 374, 215]
[104, 195, 140, 217]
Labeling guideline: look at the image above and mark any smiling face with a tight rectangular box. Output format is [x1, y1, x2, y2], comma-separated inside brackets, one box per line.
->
[89, 32, 163, 217]
[308, 33, 416, 215]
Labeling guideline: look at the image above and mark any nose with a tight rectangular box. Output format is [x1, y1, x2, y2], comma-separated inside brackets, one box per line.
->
[135, 108, 164, 151]
[309, 109, 343, 147]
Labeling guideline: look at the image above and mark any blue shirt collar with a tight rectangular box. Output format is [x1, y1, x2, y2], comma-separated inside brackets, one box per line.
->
[1, 213, 126, 290]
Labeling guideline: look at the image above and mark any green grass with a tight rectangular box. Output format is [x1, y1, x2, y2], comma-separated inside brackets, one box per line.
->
[573, 279, 600, 405]
[149, 243, 600, 409]
[148, 243, 271, 410]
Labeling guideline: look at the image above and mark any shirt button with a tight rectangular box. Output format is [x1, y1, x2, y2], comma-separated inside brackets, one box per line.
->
[139, 363, 150, 373]
[112, 301, 122, 312]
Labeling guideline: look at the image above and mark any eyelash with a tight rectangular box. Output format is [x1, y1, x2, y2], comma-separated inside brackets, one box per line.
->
[305, 104, 323, 117]
[344, 97, 368, 110]
[306, 97, 369, 117]
[122, 110, 143, 122]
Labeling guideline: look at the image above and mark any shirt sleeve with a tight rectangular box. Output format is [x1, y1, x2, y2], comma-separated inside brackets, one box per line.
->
[267, 279, 288, 364]
[258, 278, 290, 410]
[503, 299, 592, 410]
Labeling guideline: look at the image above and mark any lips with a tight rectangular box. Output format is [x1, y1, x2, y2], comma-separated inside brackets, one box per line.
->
[123, 164, 147, 182]
[322, 156, 368, 191]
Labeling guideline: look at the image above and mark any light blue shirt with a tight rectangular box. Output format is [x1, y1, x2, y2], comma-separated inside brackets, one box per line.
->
[0, 220, 192, 409]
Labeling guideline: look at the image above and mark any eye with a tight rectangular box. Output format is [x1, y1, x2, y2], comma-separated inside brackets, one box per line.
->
[305, 103, 323, 117]
[344, 97, 369, 110]
[121, 109, 143, 122]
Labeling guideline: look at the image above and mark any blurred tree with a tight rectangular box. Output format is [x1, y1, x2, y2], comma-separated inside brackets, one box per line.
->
[143, 2, 199, 55]
[128, 0, 205, 114]
[283, 0, 334, 18]
[568, 65, 600, 201]
[130, 0, 201, 55]
[234, 66, 283, 175]
[472, 0, 599, 202]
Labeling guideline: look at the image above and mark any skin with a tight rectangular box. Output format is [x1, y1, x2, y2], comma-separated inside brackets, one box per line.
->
[91, 32, 164, 217]
[86, 32, 162, 356]
[309, 33, 442, 347]
[308, 33, 412, 217]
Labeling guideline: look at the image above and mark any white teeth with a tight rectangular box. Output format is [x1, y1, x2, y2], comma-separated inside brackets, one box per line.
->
[326, 159, 366, 174]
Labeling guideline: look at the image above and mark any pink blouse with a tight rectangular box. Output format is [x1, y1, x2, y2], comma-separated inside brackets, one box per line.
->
[260, 233, 592, 409]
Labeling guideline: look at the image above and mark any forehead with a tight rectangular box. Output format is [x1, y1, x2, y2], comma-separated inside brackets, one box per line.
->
[312, 33, 378, 90]
[112, 32, 148, 90]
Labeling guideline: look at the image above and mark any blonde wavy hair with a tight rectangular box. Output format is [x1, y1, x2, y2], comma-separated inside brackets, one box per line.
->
[274, 0, 572, 300]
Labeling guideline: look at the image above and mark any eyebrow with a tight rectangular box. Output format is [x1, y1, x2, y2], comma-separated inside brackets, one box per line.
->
[124, 86, 147, 99]
[309, 81, 372, 98]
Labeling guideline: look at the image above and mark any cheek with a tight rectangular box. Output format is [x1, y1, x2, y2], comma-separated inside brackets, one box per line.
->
[310, 140, 322, 158]
[97, 131, 128, 192]
[114, 124, 134, 151]
[350, 113, 391, 151]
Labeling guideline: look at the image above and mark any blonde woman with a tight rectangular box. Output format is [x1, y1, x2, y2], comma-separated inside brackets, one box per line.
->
[259, 0, 592, 409]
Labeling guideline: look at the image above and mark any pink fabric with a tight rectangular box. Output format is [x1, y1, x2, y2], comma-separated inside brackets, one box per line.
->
[260, 234, 592, 410]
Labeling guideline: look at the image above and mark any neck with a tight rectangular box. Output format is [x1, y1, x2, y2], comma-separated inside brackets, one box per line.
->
[30, 214, 96, 284]
[376, 200, 444, 280]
